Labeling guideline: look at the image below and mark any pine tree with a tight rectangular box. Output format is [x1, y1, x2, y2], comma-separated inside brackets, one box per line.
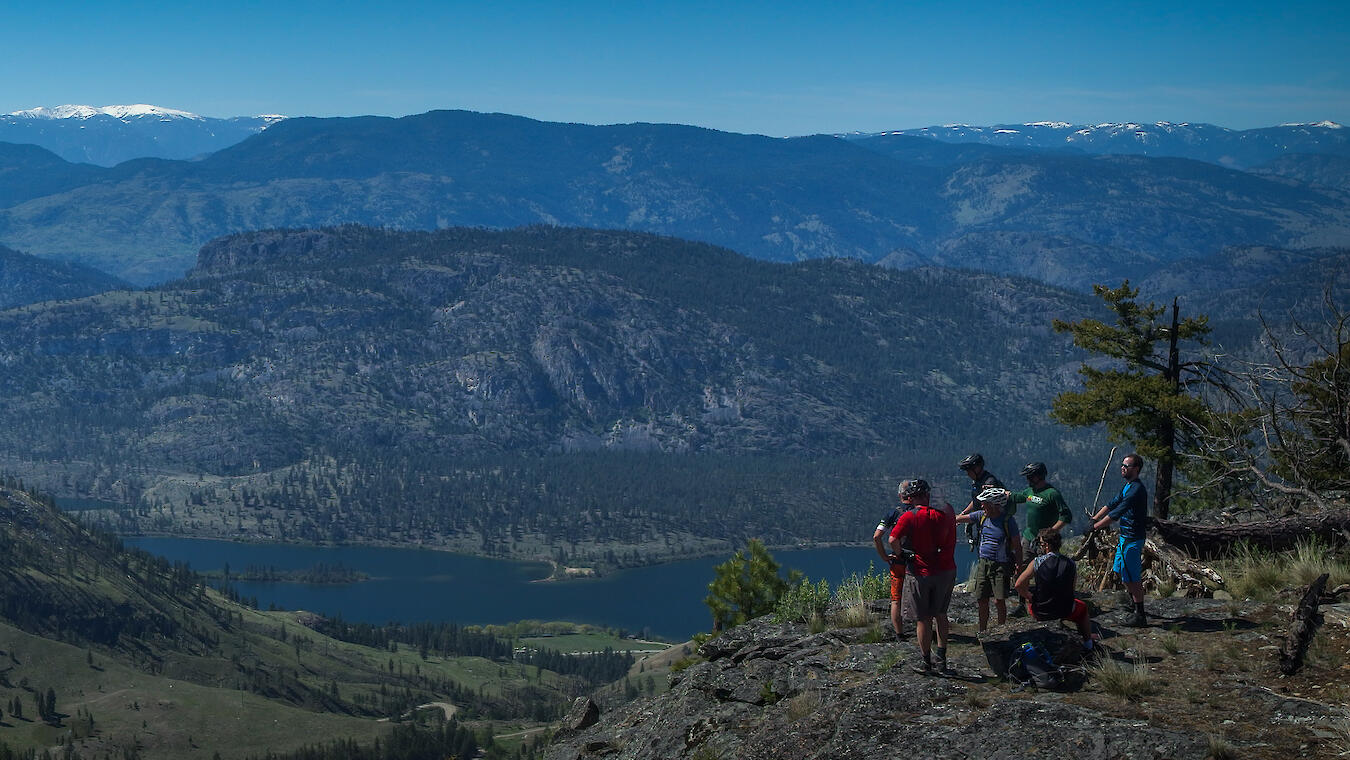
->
[1051, 281, 1221, 519]
[704, 539, 799, 631]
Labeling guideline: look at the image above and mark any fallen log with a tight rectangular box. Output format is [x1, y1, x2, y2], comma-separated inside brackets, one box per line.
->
[1279, 572, 1330, 676]
[1073, 530, 1224, 597]
[1146, 540, 1225, 596]
[1153, 509, 1350, 559]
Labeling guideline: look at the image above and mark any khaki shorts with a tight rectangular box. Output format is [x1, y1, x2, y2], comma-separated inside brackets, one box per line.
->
[902, 569, 957, 621]
[971, 558, 1014, 601]
[1021, 535, 1042, 561]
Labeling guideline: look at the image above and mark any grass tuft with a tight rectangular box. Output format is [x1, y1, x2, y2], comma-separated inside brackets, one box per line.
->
[786, 690, 821, 722]
[1207, 734, 1238, 760]
[831, 600, 874, 629]
[1221, 538, 1350, 601]
[1330, 713, 1350, 757]
[1089, 657, 1157, 700]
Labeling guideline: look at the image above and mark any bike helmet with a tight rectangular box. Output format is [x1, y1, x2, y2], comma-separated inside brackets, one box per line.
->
[1020, 461, 1047, 480]
[976, 487, 1010, 507]
[958, 453, 984, 470]
[900, 478, 930, 498]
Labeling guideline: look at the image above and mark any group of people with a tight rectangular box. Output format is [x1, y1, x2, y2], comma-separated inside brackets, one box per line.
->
[870, 452, 1152, 674]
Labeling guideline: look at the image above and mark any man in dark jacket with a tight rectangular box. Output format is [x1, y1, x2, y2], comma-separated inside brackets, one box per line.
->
[956, 453, 1004, 550]
[1091, 453, 1150, 626]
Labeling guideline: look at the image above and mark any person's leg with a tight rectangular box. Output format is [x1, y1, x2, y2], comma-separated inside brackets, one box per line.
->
[933, 569, 955, 670]
[1125, 581, 1144, 604]
[977, 597, 990, 632]
[890, 568, 905, 638]
[1069, 599, 1092, 639]
[916, 618, 932, 660]
[993, 561, 1011, 626]
[974, 559, 993, 631]
[1116, 538, 1147, 625]
[907, 575, 933, 671]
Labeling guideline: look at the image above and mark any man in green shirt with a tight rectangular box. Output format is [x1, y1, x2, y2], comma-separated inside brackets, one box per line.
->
[1009, 461, 1072, 563]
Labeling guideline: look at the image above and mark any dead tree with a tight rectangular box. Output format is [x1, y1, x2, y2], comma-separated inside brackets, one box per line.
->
[1182, 290, 1349, 512]
[1153, 511, 1350, 559]
[1279, 572, 1329, 676]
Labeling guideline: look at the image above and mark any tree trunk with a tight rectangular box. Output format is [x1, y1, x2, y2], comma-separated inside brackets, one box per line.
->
[1153, 509, 1350, 559]
[1279, 572, 1329, 676]
[1155, 297, 1182, 521]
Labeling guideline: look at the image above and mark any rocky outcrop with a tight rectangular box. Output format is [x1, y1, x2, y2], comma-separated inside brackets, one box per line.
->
[547, 593, 1350, 760]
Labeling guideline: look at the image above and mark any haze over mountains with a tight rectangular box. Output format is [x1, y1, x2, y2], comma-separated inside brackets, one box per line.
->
[850, 120, 1349, 170]
[2, 108, 1348, 287]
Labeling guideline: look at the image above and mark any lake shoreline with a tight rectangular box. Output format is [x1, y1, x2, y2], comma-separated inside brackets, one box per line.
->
[123, 537, 935, 640]
[117, 527, 866, 579]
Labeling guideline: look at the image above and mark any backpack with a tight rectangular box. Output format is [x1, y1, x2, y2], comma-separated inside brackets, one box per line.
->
[965, 474, 1004, 548]
[975, 511, 1014, 556]
[1009, 640, 1063, 689]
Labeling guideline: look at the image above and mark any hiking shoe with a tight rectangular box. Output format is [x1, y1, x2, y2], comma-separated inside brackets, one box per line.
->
[934, 655, 949, 673]
[1124, 612, 1148, 628]
[911, 659, 932, 675]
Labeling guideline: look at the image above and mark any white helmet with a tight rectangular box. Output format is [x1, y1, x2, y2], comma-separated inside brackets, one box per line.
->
[976, 487, 1010, 508]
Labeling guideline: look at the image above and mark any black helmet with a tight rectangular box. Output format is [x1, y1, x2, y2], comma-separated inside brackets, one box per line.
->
[1020, 461, 1047, 480]
[900, 478, 930, 498]
[958, 453, 984, 470]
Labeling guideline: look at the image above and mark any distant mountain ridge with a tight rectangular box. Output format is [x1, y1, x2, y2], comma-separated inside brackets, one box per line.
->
[0, 243, 127, 307]
[2, 109, 1348, 286]
[847, 120, 1349, 170]
[0, 225, 1109, 558]
[0, 103, 284, 166]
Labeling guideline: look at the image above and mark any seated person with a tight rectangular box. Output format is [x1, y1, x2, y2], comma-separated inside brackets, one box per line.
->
[1014, 527, 1095, 652]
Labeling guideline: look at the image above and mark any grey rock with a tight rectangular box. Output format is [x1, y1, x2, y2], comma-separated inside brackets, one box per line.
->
[556, 696, 601, 737]
[545, 609, 1213, 760]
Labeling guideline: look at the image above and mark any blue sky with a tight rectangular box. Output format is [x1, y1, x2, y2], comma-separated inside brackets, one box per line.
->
[4, 0, 1347, 135]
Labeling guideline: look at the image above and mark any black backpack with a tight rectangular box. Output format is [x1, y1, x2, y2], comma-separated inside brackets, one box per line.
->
[1031, 553, 1076, 620]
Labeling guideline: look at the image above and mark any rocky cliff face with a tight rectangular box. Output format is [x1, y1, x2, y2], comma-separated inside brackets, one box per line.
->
[547, 594, 1350, 760]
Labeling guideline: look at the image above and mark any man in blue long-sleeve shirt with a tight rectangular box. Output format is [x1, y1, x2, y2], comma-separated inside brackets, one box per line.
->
[1091, 453, 1150, 627]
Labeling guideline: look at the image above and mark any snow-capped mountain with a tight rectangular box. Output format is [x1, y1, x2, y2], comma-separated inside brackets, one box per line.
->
[0, 104, 285, 166]
[9, 104, 204, 120]
[844, 121, 1350, 169]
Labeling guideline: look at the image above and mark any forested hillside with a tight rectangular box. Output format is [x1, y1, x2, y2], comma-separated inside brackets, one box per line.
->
[0, 243, 126, 307]
[0, 480, 633, 759]
[0, 225, 1113, 567]
[1, 110, 1347, 286]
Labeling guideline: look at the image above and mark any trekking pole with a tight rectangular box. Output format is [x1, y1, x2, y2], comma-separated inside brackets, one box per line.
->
[1087, 445, 1117, 522]
[1073, 446, 1117, 562]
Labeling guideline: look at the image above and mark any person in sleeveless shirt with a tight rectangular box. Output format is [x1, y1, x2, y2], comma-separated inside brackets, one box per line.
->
[1014, 528, 1096, 653]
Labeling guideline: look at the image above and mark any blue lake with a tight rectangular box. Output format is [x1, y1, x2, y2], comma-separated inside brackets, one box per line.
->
[125, 537, 974, 641]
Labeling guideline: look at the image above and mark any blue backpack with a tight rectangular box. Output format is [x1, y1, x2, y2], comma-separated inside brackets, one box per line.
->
[1010, 641, 1062, 689]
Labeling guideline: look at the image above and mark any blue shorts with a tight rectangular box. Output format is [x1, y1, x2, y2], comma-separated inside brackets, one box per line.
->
[1114, 536, 1145, 584]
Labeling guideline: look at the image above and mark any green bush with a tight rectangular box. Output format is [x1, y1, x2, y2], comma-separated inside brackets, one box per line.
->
[833, 562, 889, 606]
[774, 578, 831, 624]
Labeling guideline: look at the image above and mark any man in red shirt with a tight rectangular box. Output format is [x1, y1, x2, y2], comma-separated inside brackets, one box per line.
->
[888, 478, 958, 673]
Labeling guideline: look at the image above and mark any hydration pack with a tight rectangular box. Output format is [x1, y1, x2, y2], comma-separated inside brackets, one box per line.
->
[1009, 641, 1063, 689]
